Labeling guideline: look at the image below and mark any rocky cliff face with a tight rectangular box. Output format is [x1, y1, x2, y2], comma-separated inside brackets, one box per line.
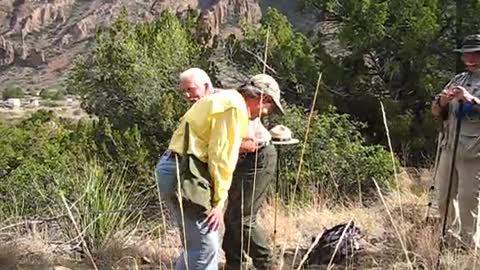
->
[0, 0, 263, 89]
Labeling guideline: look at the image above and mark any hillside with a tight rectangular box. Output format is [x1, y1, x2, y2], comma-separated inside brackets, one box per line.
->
[0, 0, 312, 91]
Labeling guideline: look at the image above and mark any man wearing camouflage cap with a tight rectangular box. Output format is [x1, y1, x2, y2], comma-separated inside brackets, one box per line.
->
[432, 34, 480, 246]
[223, 74, 284, 270]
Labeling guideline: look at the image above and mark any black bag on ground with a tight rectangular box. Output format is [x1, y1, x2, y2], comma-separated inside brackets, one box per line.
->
[306, 221, 363, 266]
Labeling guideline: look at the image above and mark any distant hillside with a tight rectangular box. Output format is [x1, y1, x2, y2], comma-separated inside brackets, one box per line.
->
[0, 0, 274, 91]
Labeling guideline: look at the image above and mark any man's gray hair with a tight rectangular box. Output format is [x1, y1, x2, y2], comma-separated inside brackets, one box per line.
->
[237, 82, 262, 99]
[179, 68, 213, 89]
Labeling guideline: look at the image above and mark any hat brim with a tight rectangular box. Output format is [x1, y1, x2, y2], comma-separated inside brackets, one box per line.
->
[272, 98, 285, 115]
[453, 47, 480, 53]
[272, 138, 299, 145]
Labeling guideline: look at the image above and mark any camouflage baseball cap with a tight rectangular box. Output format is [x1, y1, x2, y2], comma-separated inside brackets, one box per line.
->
[454, 34, 480, 53]
[242, 74, 284, 114]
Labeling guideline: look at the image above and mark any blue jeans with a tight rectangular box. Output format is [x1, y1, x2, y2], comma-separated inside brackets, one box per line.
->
[155, 151, 220, 270]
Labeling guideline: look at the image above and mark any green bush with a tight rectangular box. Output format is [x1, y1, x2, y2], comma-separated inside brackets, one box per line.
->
[226, 8, 331, 110]
[0, 111, 74, 216]
[40, 88, 65, 100]
[2, 86, 24, 100]
[88, 119, 151, 188]
[66, 9, 215, 166]
[273, 105, 396, 205]
[53, 158, 144, 251]
[0, 112, 148, 255]
[0, 111, 152, 249]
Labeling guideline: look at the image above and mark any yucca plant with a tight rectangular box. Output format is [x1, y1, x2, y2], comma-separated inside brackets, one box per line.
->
[54, 157, 144, 253]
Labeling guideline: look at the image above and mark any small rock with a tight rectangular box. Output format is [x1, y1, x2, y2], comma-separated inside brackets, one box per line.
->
[53, 266, 71, 270]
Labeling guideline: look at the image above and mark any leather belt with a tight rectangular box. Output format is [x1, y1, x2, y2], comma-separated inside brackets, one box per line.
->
[239, 140, 272, 159]
[256, 140, 271, 149]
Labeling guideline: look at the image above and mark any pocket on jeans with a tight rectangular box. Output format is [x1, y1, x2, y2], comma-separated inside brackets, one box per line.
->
[156, 159, 178, 194]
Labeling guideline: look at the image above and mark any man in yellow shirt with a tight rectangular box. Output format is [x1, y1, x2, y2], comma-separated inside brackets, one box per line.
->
[155, 71, 283, 270]
[175, 68, 284, 269]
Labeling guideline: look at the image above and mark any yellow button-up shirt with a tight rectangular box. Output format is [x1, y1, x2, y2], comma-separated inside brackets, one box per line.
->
[168, 90, 249, 208]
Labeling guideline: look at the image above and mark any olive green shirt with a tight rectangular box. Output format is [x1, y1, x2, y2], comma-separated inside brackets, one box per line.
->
[440, 71, 480, 160]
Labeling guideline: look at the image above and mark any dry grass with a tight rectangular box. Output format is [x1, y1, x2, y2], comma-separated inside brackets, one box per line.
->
[1, 168, 479, 269]
[254, 168, 479, 270]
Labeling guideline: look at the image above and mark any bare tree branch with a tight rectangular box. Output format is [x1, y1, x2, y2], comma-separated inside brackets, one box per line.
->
[239, 47, 278, 75]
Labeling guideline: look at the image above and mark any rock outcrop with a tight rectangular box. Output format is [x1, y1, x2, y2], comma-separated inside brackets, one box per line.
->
[151, 0, 262, 39]
[0, 0, 265, 87]
[7, 0, 75, 38]
[0, 36, 15, 66]
[200, 0, 261, 39]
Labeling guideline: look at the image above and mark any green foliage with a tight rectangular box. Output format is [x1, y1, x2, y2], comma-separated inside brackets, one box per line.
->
[0, 8, 403, 256]
[90, 119, 151, 185]
[0, 111, 74, 215]
[55, 159, 143, 250]
[455, 1, 480, 42]
[2, 86, 24, 100]
[0, 111, 152, 253]
[225, 5, 444, 164]
[273, 105, 395, 205]
[0, 110, 152, 214]
[297, 0, 471, 165]
[40, 88, 65, 100]
[226, 8, 331, 110]
[67, 9, 214, 162]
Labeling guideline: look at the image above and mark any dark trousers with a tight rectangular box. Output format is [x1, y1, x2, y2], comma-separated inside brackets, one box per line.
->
[223, 144, 277, 269]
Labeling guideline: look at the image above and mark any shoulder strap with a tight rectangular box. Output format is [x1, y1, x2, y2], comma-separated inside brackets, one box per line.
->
[183, 122, 190, 156]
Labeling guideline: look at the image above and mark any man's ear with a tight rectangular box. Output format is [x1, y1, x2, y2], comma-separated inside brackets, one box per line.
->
[204, 83, 210, 92]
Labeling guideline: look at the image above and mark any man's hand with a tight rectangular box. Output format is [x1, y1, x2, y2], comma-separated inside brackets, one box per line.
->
[432, 88, 456, 117]
[205, 205, 223, 231]
[452, 86, 479, 104]
[438, 88, 456, 106]
[239, 137, 257, 154]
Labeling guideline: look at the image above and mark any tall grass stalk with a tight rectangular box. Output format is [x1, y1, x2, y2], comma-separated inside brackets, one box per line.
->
[379, 101, 405, 222]
[278, 242, 286, 269]
[247, 26, 270, 263]
[240, 180, 245, 270]
[291, 244, 300, 269]
[174, 155, 189, 270]
[326, 219, 353, 270]
[373, 177, 413, 269]
[262, 26, 270, 74]
[60, 192, 98, 270]
[473, 184, 480, 269]
[289, 72, 322, 209]
[295, 229, 325, 270]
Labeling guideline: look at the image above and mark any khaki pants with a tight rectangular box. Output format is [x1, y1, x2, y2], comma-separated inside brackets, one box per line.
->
[436, 149, 480, 244]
